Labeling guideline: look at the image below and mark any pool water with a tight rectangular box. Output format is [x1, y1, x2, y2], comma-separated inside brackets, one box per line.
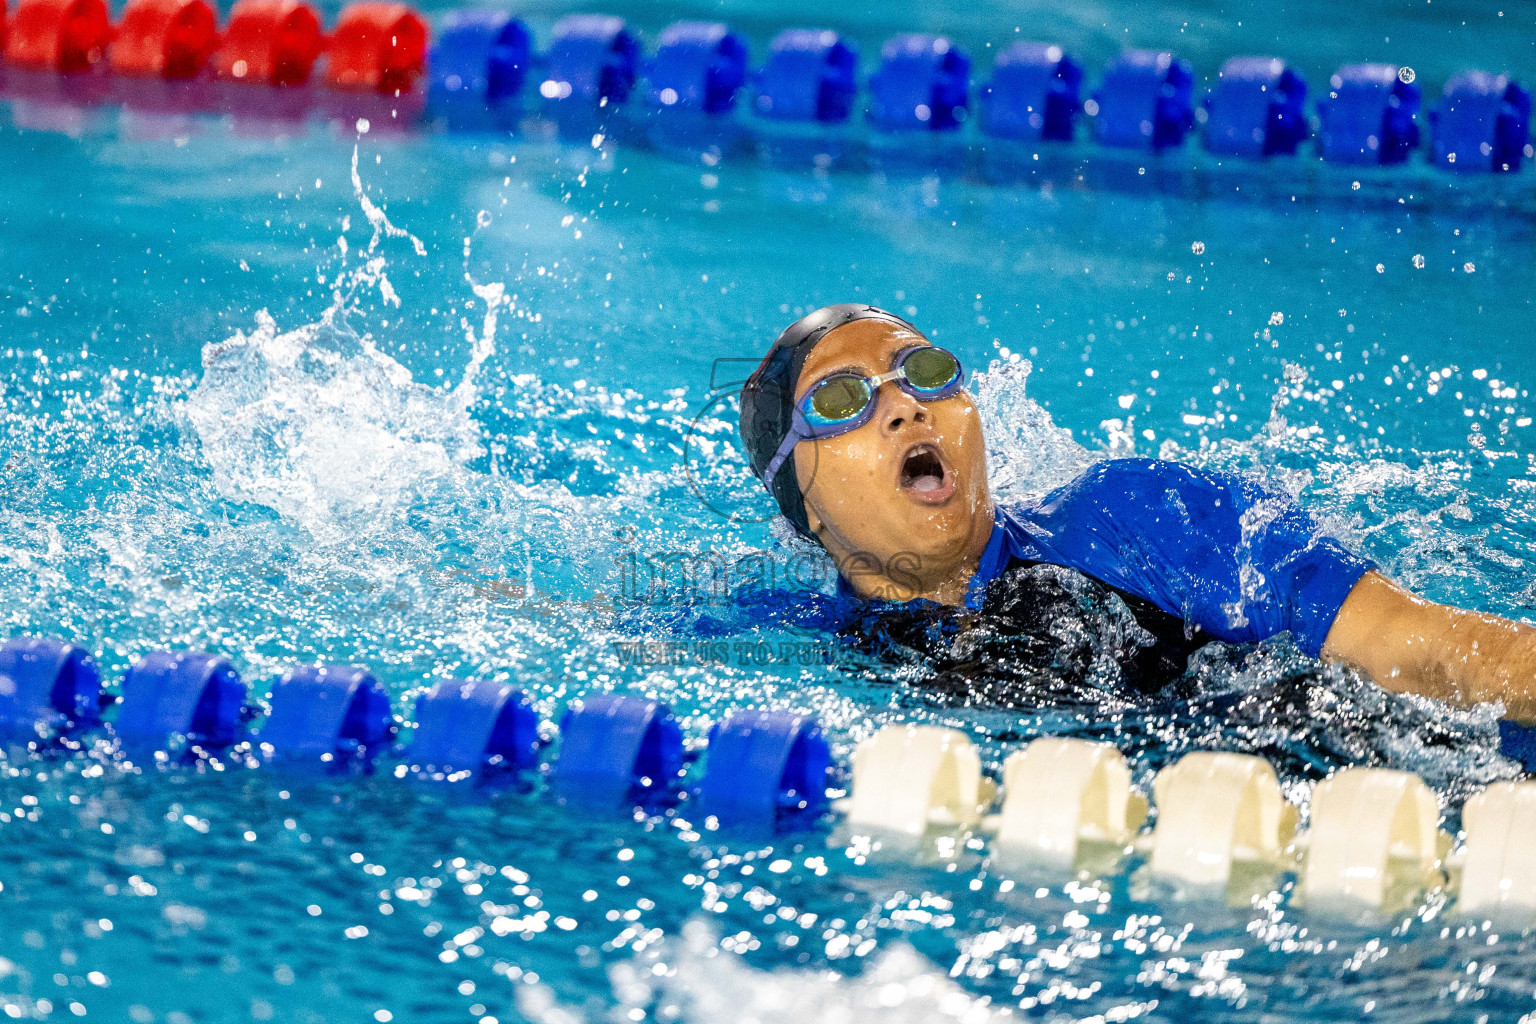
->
[3, 0, 1536, 1020]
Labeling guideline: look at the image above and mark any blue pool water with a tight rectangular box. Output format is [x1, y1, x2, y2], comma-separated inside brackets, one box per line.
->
[4, 0, 1536, 1020]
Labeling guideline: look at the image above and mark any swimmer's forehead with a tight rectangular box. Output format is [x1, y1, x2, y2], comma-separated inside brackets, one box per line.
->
[794, 320, 929, 400]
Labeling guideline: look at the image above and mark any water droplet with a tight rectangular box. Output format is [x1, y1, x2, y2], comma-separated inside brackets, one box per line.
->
[1398, 66, 1416, 84]
[1268, 311, 1284, 325]
[1191, 241, 1205, 255]
[1376, 263, 1386, 273]
[1351, 181, 1361, 190]
[1412, 254, 1426, 269]
[1464, 262, 1476, 273]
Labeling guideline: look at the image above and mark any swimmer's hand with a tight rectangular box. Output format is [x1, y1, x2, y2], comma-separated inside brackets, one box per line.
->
[1323, 571, 1536, 724]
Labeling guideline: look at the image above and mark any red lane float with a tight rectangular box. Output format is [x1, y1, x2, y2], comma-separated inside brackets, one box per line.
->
[108, 0, 218, 79]
[4, 0, 112, 72]
[324, 2, 426, 94]
[212, 0, 323, 86]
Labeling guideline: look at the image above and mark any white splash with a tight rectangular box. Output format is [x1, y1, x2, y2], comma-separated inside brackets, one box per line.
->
[973, 358, 1093, 503]
[515, 919, 1013, 1024]
[182, 309, 485, 539]
[180, 155, 500, 541]
[350, 144, 427, 259]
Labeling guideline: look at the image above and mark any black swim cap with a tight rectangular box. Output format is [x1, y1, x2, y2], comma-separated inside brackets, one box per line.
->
[738, 304, 919, 540]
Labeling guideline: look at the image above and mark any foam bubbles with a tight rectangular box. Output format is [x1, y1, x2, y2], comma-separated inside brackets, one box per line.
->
[182, 309, 484, 537]
[973, 358, 1091, 503]
[518, 920, 1014, 1024]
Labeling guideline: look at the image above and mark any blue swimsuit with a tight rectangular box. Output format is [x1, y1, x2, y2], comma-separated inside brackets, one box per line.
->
[824, 458, 1536, 771]
[834, 457, 1374, 657]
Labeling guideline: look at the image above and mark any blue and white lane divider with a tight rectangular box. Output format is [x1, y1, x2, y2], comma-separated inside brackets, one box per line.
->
[116, 650, 245, 750]
[260, 665, 393, 765]
[646, 20, 748, 115]
[410, 678, 540, 777]
[864, 33, 970, 132]
[552, 693, 685, 803]
[980, 42, 1081, 143]
[7, 636, 1536, 920]
[539, 13, 639, 105]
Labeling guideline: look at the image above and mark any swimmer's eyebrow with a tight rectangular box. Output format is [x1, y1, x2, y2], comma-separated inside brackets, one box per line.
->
[812, 363, 872, 379]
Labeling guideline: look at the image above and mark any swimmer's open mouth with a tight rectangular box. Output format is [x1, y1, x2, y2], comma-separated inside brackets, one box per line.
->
[898, 442, 957, 505]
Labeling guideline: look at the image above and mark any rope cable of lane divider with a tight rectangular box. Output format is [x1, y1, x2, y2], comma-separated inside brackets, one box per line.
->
[4, 633, 1536, 923]
[0, 1, 1529, 177]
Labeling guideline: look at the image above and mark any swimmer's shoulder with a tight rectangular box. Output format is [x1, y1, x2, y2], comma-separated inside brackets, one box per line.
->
[1015, 457, 1217, 523]
[998, 456, 1268, 565]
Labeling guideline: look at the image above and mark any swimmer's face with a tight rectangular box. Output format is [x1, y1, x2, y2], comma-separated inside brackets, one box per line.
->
[793, 320, 993, 594]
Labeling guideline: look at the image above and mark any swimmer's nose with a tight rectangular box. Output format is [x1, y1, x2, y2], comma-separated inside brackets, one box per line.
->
[879, 386, 928, 435]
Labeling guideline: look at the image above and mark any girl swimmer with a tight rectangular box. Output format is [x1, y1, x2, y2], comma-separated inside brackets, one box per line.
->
[738, 304, 1536, 726]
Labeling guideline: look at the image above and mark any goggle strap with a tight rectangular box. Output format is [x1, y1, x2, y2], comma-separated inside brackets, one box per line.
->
[761, 406, 810, 490]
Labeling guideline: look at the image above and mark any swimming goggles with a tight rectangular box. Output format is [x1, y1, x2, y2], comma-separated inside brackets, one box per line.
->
[761, 344, 965, 489]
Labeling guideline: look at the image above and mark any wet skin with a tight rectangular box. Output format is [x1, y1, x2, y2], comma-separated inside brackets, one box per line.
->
[791, 319, 995, 605]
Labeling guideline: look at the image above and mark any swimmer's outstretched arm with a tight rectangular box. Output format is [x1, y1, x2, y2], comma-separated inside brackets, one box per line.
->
[1323, 571, 1536, 724]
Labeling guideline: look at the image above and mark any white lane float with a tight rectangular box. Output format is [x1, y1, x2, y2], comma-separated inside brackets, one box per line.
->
[987, 738, 1145, 871]
[1299, 766, 1448, 912]
[1146, 751, 1296, 897]
[840, 724, 993, 835]
[1455, 780, 1536, 919]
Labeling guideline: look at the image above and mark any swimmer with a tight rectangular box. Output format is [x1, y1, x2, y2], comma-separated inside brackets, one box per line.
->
[738, 304, 1536, 725]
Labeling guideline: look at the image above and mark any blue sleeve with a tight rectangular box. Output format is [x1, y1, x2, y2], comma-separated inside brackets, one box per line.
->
[1019, 458, 1375, 657]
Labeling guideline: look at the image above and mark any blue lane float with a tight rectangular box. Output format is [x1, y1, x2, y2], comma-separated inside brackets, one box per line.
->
[980, 41, 1081, 142]
[1317, 63, 1420, 165]
[1090, 50, 1195, 151]
[260, 665, 393, 765]
[553, 693, 684, 804]
[116, 650, 246, 749]
[410, 678, 539, 776]
[1203, 56, 1309, 159]
[698, 709, 830, 824]
[753, 28, 857, 123]
[867, 33, 970, 132]
[0, 637, 102, 740]
[426, 11, 531, 114]
[647, 20, 748, 115]
[1431, 71, 1533, 173]
[539, 13, 638, 105]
